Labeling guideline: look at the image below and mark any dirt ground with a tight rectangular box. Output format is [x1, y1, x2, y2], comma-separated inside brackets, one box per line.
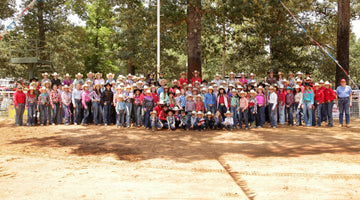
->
[0, 118, 360, 200]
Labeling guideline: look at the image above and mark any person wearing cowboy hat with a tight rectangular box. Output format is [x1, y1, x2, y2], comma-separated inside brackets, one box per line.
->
[204, 111, 214, 130]
[115, 94, 126, 128]
[204, 86, 216, 114]
[63, 73, 73, 87]
[13, 84, 26, 126]
[268, 86, 278, 128]
[86, 72, 94, 84]
[222, 111, 234, 130]
[313, 83, 325, 127]
[227, 72, 236, 85]
[125, 73, 133, 85]
[100, 82, 114, 126]
[236, 91, 249, 129]
[37, 86, 50, 126]
[155, 71, 165, 86]
[94, 72, 105, 85]
[293, 85, 303, 126]
[123, 84, 134, 128]
[191, 70, 202, 86]
[288, 72, 296, 88]
[323, 81, 335, 127]
[80, 84, 92, 126]
[229, 89, 239, 128]
[159, 85, 169, 102]
[73, 73, 84, 89]
[277, 85, 286, 126]
[238, 72, 248, 85]
[285, 86, 295, 126]
[277, 72, 285, 87]
[256, 86, 266, 128]
[106, 73, 115, 84]
[194, 111, 205, 131]
[88, 83, 102, 126]
[194, 94, 205, 113]
[157, 78, 167, 96]
[61, 85, 72, 125]
[150, 110, 163, 131]
[248, 90, 258, 129]
[132, 88, 143, 127]
[166, 109, 176, 131]
[143, 89, 155, 129]
[301, 82, 314, 127]
[85, 79, 94, 93]
[336, 79, 353, 128]
[49, 84, 62, 125]
[175, 88, 186, 110]
[179, 71, 188, 88]
[185, 84, 193, 96]
[26, 86, 37, 126]
[217, 86, 229, 120]
[50, 72, 62, 88]
[178, 110, 187, 130]
[296, 71, 303, 80]
[41, 72, 51, 85]
[247, 73, 257, 84]
[72, 83, 83, 125]
[266, 70, 277, 85]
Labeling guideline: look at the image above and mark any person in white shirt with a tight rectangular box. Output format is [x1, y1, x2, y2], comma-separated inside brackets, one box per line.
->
[213, 74, 222, 86]
[268, 86, 278, 128]
[222, 111, 234, 130]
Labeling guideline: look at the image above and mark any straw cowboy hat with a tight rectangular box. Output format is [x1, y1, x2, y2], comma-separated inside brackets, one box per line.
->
[95, 72, 102, 77]
[180, 71, 186, 76]
[208, 86, 214, 91]
[269, 86, 275, 90]
[186, 95, 193, 100]
[115, 85, 122, 90]
[151, 110, 157, 115]
[39, 86, 47, 92]
[75, 73, 83, 78]
[192, 70, 200, 75]
[195, 95, 204, 100]
[230, 89, 238, 93]
[159, 79, 167, 85]
[239, 91, 247, 96]
[186, 84, 193, 88]
[106, 73, 114, 79]
[229, 72, 235, 76]
[87, 72, 94, 76]
[225, 111, 233, 116]
[220, 80, 227, 85]
[288, 72, 294, 76]
[172, 79, 179, 85]
[205, 111, 213, 116]
[82, 84, 89, 89]
[42, 72, 49, 77]
[29, 82, 38, 88]
[127, 73, 133, 78]
[52, 72, 59, 77]
[249, 90, 256, 94]
[42, 80, 51, 86]
[28, 86, 35, 90]
[63, 85, 70, 89]
[278, 72, 284, 75]
[294, 85, 300, 89]
[257, 86, 264, 91]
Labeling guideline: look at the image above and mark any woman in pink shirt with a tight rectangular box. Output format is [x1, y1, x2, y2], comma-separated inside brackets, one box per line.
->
[239, 72, 248, 85]
[256, 86, 266, 127]
[81, 84, 91, 125]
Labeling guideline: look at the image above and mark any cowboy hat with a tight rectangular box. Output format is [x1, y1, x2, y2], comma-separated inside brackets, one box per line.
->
[117, 94, 124, 99]
[195, 94, 204, 100]
[225, 111, 233, 116]
[296, 71, 303, 75]
[249, 89, 256, 94]
[42, 72, 49, 77]
[186, 95, 193, 100]
[180, 71, 186, 76]
[196, 111, 203, 116]
[106, 73, 114, 79]
[208, 86, 214, 90]
[87, 72, 94, 76]
[192, 70, 200, 74]
[324, 81, 331, 86]
[28, 86, 35, 90]
[239, 91, 246, 95]
[52, 72, 59, 76]
[82, 84, 89, 89]
[42, 80, 51, 86]
[145, 89, 151, 94]
[75, 73, 83, 77]
[230, 89, 237, 93]
[151, 110, 157, 115]
[39, 86, 47, 92]
[205, 111, 213, 116]
[159, 79, 167, 85]
[229, 72, 235, 76]
[191, 111, 197, 115]
[63, 85, 70, 89]
[172, 79, 179, 85]
[95, 72, 102, 77]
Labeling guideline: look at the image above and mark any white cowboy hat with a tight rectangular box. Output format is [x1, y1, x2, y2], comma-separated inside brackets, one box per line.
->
[63, 85, 70, 89]
[225, 111, 233, 116]
[197, 111, 203, 115]
[42, 72, 49, 76]
[324, 81, 331, 85]
[39, 86, 47, 92]
[65, 73, 70, 77]
[75, 73, 83, 77]
[82, 84, 89, 89]
[296, 71, 303, 75]
[195, 95, 204, 100]
[87, 72, 94, 76]
[52, 72, 59, 76]
[95, 72, 102, 77]
[249, 89, 256, 94]
[205, 111, 213, 116]
[107, 73, 114, 79]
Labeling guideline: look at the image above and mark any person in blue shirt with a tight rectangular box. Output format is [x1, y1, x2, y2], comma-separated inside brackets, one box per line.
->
[204, 86, 217, 114]
[157, 79, 167, 96]
[336, 79, 353, 127]
[302, 83, 314, 127]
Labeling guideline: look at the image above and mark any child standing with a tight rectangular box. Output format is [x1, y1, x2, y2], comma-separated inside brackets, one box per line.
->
[195, 111, 205, 131]
[237, 91, 249, 129]
[223, 111, 234, 130]
[294, 85, 303, 126]
[101, 83, 114, 126]
[248, 90, 257, 128]
[50, 84, 62, 125]
[217, 86, 229, 120]
[37, 87, 50, 126]
[285, 86, 295, 126]
[81, 84, 91, 126]
[61, 85, 72, 125]
[268, 86, 278, 128]
[277, 85, 286, 125]
[26, 86, 37, 126]
[89, 84, 102, 125]
[116, 94, 126, 128]
[302, 83, 314, 127]
[195, 95, 205, 113]
[256, 86, 266, 128]
[229, 89, 239, 128]
[142, 90, 155, 129]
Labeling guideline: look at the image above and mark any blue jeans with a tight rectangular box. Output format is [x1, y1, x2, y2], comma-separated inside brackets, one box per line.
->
[103, 101, 112, 124]
[249, 107, 256, 123]
[286, 104, 294, 125]
[144, 109, 152, 128]
[313, 103, 323, 126]
[195, 124, 205, 131]
[51, 102, 61, 124]
[278, 102, 285, 125]
[338, 98, 350, 124]
[207, 105, 215, 114]
[303, 101, 313, 126]
[230, 106, 238, 128]
[218, 105, 227, 121]
[39, 104, 48, 125]
[269, 104, 277, 127]
[125, 102, 132, 127]
[151, 120, 162, 129]
[62, 104, 71, 124]
[295, 103, 302, 126]
[15, 103, 25, 125]
[47, 105, 52, 124]
[74, 100, 82, 124]
[117, 110, 125, 127]
[27, 103, 36, 125]
[238, 108, 248, 128]
[325, 102, 334, 126]
[92, 101, 102, 125]
[82, 101, 92, 124]
[134, 105, 142, 126]
[256, 105, 265, 127]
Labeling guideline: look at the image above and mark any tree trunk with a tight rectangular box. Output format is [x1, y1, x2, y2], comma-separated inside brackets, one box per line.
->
[127, 60, 135, 75]
[221, 21, 226, 79]
[336, 0, 350, 87]
[187, 0, 202, 81]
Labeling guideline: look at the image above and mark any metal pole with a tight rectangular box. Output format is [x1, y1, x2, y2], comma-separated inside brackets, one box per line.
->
[157, 0, 160, 76]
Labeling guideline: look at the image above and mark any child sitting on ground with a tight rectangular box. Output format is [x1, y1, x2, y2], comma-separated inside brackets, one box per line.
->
[214, 110, 223, 130]
[150, 110, 163, 131]
[223, 111, 234, 130]
[166, 110, 176, 131]
[195, 111, 205, 131]
[205, 111, 214, 130]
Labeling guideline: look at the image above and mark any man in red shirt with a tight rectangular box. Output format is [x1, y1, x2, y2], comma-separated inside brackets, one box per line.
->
[313, 83, 325, 126]
[323, 81, 336, 127]
[179, 71, 188, 88]
[13, 85, 26, 126]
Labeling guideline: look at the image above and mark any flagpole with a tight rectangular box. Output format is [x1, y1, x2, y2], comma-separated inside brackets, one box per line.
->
[156, 0, 160, 76]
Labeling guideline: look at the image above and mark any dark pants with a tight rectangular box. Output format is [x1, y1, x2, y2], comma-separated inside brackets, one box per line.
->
[256, 105, 265, 127]
[269, 104, 277, 127]
[325, 102, 334, 126]
[218, 104, 227, 120]
[63, 104, 71, 124]
[286, 104, 294, 125]
[144, 109, 152, 128]
[249, 107, 256, 123]
[27, 103, 36, 125]
[15, 103, 25, 125]
[117, 110, 125, 127]
[74, 100, 82, 124]
[92, 101, 102, 125]
[134, 105, 142, 126]
[51, 102, 61, 124]
[238, 108, 248, 128]
[82, 101, 92, 125]
[338, 98, 350, 124]
[207, 105, 215, 114]
[103, 101, 112, 125]
[39, 104, 48, 125]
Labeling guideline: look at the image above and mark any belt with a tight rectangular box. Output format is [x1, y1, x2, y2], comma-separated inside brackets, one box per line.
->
[220, 103, 225, 106]
[339, 97, 349, 99]
[29, 101, 35, 103]
[231, 105, 237, 107]
[304, 100, 310, 102]
[207, 104, 214, 106]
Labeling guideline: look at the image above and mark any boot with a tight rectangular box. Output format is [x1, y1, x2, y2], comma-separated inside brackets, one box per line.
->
[250, 121, 255, 128]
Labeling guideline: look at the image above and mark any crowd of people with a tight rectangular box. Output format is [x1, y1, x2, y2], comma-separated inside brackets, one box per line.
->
[12, 70, 354, 131]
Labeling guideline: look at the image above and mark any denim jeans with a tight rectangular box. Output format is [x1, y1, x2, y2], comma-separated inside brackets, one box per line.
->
[207, 105, 215, 114]
[325, 102, 334, 126]
[125, 102, 132, 127]
[256, 105, 265, 127]
[286, 104, 294, 125]
[27, 103, 36, 125]
[74, 100, 82, 124]
[303, 101, 312, 126]
[218, 105, 227, 121]
[144, 109, 152, 128]
[134, 105, 142, 126]
[47, 105, 52, 124]
[92, 101, 102, 125]
[269, 103, 277, 127]
[15, 103, 25, 125]
[278, 102, 285, 125]
[238, 108, 248, 128]
[195, 124, 205, 131]
[62, 104, 71, 124]
[338, 98, 350, 124]
[117, 110, 125, 127]
[313, 103, 323, 126]
[151, 120, 162, 129]
[249, 107, 256, 123]
[230, 106, 238, 128]
[82, 101, 92, 125]
[51, 102, 61, 124]
[39, 104, 48, 125]
[103, 101, 112, 124]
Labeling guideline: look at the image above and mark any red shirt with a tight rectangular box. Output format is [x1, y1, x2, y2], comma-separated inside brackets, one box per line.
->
[314, 89, 325, 104]
[179, 78, 188, 88]
[154, 105, 162, 115]
[195, 101, 205, 112]
[140, 93, 145, 105]
[191, 76, 202, 85]
[159, 110, 167, 121]
[277, 91, 286, 106]
[151, 92, 159, 104]
[219, 95, 225, 104]
[324, 88, 336, 102]
[13, 90, 26, 106]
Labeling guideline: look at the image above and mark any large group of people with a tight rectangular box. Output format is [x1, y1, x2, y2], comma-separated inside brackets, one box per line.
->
[12, 70, 354, 131]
